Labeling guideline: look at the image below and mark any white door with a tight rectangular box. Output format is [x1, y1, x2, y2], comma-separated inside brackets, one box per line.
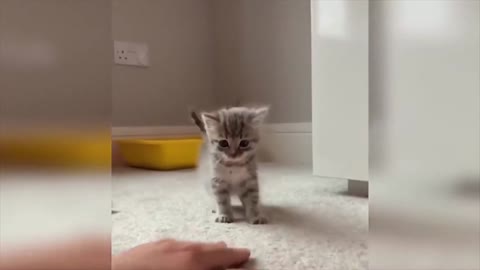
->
[311, 0, 369, 181]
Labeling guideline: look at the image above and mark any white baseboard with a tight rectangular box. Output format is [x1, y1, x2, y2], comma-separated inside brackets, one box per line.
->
[258, 123, 312, 166]
[112, 122, 312, 166]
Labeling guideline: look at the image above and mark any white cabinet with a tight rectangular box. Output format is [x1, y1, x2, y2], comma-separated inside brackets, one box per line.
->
[311, 0, 369, 181]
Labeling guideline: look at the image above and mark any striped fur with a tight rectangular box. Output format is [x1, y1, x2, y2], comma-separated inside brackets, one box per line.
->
[201, 106, 269, 224]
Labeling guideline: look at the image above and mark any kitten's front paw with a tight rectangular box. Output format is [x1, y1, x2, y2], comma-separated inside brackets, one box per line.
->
[215, 214, 233, 223]
[249, 215, 268, 225]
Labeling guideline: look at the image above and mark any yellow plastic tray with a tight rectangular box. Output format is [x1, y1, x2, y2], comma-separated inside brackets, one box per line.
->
[0, 132, 110, 169]
[117, 137, 203, 170]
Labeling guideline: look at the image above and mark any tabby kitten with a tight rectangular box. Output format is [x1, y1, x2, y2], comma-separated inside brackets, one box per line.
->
[197, 107, 269, 224]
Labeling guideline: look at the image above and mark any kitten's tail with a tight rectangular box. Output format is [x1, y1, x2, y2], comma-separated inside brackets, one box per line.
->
[190, 110, 206, 133]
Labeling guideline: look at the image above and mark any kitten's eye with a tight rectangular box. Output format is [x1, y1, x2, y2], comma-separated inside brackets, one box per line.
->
[218, 140, 229, 148]
[239, 140, 250, 148]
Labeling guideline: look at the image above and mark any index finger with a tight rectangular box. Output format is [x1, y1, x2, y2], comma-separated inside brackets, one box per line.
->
[199, 247, 251, 269]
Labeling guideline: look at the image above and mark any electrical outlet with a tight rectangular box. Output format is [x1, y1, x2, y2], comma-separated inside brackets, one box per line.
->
[114, 41, 149, 67]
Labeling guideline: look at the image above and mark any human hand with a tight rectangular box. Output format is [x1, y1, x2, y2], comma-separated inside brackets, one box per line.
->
[0, 236, 110, 270]
[113, 239, 251, 270]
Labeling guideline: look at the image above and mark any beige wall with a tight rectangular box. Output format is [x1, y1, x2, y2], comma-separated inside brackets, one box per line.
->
[112, 0, 215, 126]
[112, 0, 311, 126]
[1, 0, 311, 128]
[0, 0, 111, 127]
[212, 0, 311, 123]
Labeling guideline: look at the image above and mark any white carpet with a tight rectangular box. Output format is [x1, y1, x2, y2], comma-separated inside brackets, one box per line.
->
[112, 164, 368, 270]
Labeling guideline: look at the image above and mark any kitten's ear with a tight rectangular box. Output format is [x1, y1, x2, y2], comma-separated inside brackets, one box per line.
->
[250, 106, 269, 126]
[190, 110, 206, 133]
[201, 112, 220, 129]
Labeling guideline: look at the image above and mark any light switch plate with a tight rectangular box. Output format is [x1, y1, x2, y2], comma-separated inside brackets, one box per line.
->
[114, 41, 149, 67]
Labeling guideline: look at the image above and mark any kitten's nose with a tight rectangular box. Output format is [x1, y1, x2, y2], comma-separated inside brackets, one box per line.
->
[230, 149, 240, 157]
